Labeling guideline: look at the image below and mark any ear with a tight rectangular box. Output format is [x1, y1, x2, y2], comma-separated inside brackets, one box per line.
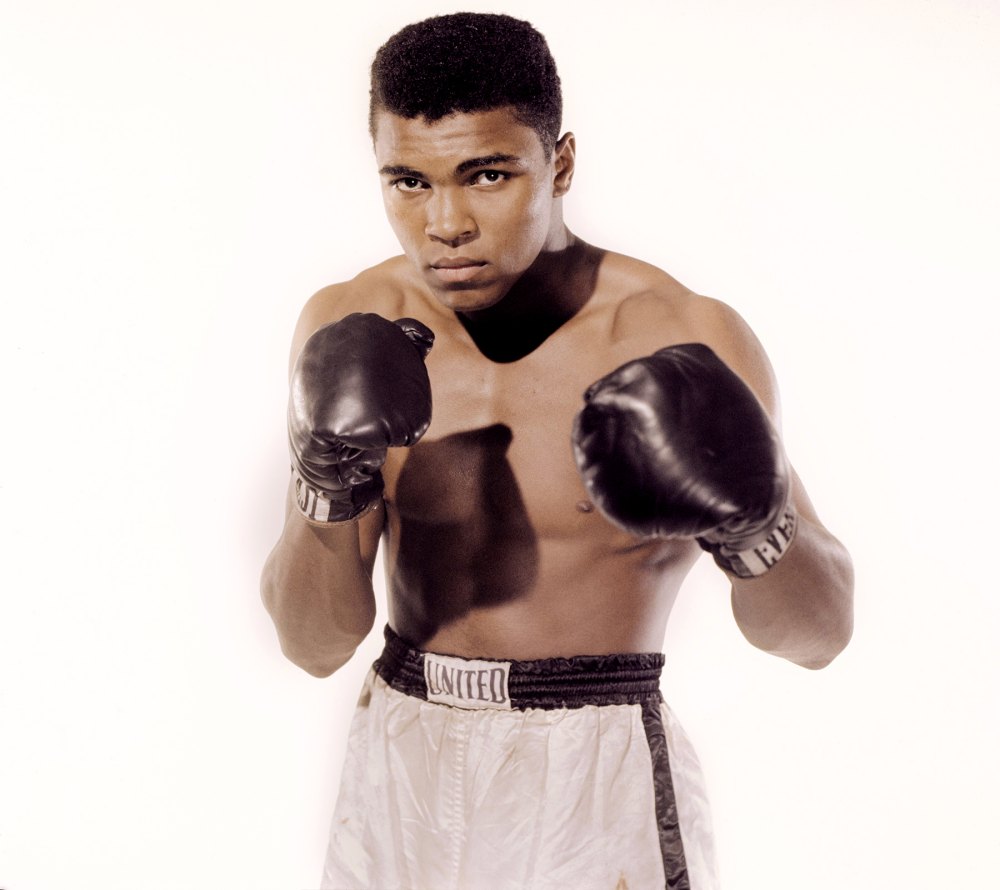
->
[552, 132, 576, 197]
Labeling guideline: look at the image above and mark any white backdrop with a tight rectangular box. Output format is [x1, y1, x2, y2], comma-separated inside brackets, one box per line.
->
[2, 1, 998, 888]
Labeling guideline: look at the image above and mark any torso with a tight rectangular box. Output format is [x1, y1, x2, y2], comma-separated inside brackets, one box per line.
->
[304, 245, 759, 659]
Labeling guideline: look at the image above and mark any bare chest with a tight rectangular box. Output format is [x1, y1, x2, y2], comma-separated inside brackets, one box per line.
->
[382, 333, 616, 541]
[369, 292, 705, 655]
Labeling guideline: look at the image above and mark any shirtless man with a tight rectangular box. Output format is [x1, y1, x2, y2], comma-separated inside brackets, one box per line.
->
[261, 12, 854, 890]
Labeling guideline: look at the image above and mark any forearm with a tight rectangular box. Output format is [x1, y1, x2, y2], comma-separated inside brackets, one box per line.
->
[728, 517, 854, 669]
[260, 495, 379, 677]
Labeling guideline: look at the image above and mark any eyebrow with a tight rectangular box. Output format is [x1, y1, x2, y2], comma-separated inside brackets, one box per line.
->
[455, 154, 522, 175]
[378, 154, 523, 179]
[378, 164, 424, 178]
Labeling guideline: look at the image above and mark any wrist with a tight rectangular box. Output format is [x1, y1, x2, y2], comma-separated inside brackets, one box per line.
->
[291, 466, 382, 524]
[698, 505, 798, 579]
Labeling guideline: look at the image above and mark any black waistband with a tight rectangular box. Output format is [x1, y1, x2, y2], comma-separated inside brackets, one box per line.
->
[373, 625, 664, 710]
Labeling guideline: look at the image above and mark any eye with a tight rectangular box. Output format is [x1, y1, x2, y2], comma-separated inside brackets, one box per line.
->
[392, 177, 427, 192]
[471, 170, 509, 186]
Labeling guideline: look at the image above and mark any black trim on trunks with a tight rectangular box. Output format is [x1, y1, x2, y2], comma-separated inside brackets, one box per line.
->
[375, 624, 665, 709]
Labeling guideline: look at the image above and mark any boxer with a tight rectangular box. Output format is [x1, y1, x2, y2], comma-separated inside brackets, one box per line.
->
[261, 13, 854, 889]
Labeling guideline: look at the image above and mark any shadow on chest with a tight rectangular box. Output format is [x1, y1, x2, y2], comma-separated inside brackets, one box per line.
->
[387, 424, 540, 643]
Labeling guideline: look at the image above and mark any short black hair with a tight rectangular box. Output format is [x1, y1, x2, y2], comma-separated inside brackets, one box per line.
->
[369, 13, 562, 155]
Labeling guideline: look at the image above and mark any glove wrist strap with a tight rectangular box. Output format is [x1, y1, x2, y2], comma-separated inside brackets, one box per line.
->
[699, 506, 798, 579]
[292, 467, 380, 524]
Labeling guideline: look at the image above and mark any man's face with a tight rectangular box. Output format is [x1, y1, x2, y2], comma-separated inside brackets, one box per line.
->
[373, 107, 572, 312]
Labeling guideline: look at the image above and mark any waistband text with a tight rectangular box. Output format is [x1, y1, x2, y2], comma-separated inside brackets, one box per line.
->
[424, 653, 512, 710]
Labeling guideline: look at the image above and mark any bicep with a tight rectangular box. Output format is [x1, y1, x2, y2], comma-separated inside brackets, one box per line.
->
[695, 297, 831, 529]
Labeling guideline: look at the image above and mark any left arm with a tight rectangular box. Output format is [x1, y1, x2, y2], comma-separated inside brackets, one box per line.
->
[574, 294, 854, 669]
[705, 301, 854, 669]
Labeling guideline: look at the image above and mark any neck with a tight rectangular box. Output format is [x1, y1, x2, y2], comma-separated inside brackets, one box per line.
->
[458, 231, 604, 363]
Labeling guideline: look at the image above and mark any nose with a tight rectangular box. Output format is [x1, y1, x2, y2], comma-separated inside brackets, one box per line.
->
[425, 188, 477, 246]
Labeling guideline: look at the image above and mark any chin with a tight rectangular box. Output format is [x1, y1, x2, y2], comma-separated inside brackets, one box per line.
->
[425, 278, 508, 313]
[435, 291, 506, 313]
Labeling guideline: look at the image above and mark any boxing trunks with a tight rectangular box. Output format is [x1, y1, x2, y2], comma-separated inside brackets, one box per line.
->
[321, 626, 718, 890]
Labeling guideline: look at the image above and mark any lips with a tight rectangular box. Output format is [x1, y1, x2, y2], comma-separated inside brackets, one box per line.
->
[429, 258, 488, 285]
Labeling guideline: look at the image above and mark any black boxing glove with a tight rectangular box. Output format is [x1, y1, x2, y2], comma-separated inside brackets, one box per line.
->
[572, 343, 796, 578]
[288, 312, 434, 523]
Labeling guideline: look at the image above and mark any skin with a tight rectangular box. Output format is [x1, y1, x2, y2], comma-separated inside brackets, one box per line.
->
[260, 106, 854, 675]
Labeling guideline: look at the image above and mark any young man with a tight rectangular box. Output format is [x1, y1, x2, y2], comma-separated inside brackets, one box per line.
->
[261, 12, 853, 890]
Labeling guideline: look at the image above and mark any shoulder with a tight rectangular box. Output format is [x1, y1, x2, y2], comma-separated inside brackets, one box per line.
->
[288, 257, 415, 373]
[595, 251, 781, 420]
[295, 257, 413, 333]
[593, 251, 749, 348]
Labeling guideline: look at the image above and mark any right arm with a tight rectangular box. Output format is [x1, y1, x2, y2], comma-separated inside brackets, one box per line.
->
[259, 288, 434, 676]
[260, 488, 383, 677]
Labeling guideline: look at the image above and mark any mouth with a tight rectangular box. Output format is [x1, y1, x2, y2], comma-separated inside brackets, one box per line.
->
[428, 258, 488, 285]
